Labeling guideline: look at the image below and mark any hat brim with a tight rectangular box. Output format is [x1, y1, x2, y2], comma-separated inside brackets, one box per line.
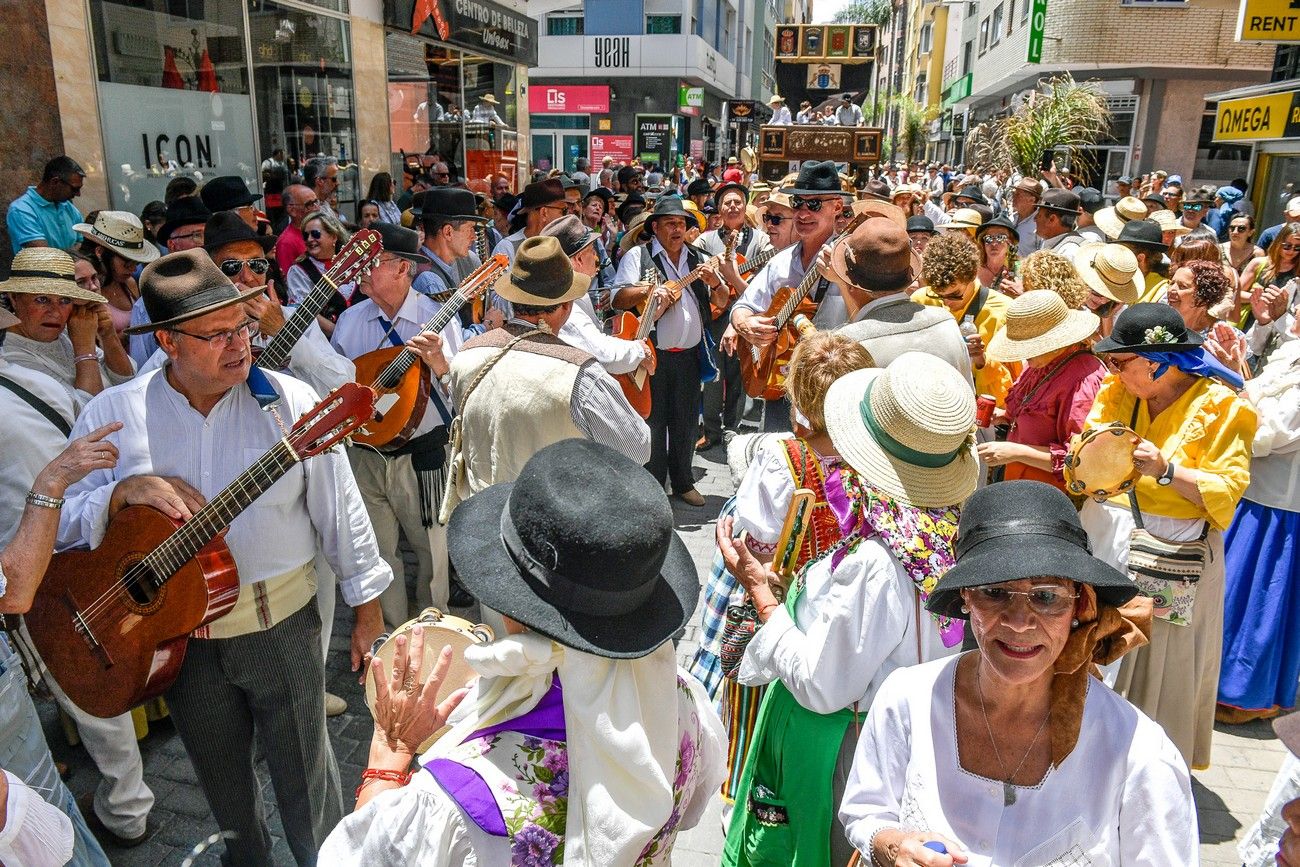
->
[1092, 209, 1126, 241]
[446, 482, 700, 658]
[823, 368, 979, 509]
[0, 308, 20, 329]
[925, 538, 1138, 620]
[619, 213, 650, 253]
[713, 182, 748, 208]
[1091, 334, 1204, 354]
[491, 266, 591, 306]
[781, 187, 853, 198]
[0, 276, 107, 305]
[986, 309, 1100, 363]
[946, 220, 981, 230]
[121, 284, 266, 335]
[204, 233, 276, 255]
[73, 226, 162, 264]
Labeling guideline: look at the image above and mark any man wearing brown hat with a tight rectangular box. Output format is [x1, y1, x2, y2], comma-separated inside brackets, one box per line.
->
[442, 235, 649, 529]
[63, 248, 391, 866]
[491, 178, 568, 264]
[612, 197, 730, 503]
[1010, 176, 1042, 257]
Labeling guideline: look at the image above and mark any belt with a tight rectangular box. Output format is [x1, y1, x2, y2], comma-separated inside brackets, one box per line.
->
[664, 347, 693, 352]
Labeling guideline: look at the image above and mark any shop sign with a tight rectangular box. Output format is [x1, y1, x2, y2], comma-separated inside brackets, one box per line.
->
[387, 0, 538, 66]
[1027, 0, 1048, 63]
[591, 134, 634, 164]
[635, 114, 673, 165]
[1213, 88, 1300, 141]
[98, 81, 256, 209]
[590, 36, 639, 69]
[679, 85, 704, 117]
[529, 85, 610, 114]
[727, 101, 757, 125]
[1237, 0, 1300, 42]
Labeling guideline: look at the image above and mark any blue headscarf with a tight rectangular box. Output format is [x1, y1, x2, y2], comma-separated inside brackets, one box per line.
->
[1135, 347, 1244, 389]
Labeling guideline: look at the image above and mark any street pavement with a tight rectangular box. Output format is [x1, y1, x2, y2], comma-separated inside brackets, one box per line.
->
[40, 442, 1287, 864]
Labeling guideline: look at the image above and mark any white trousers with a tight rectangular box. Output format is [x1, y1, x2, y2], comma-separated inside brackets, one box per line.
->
[348, 447, 450, 628]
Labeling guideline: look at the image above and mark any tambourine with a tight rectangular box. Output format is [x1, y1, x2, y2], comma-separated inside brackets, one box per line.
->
[1063, 423, 1140, 502]
[365, 607, 494, 749]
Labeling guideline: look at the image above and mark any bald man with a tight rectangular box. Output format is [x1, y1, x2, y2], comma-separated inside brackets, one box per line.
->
[275, 184, 318, 273]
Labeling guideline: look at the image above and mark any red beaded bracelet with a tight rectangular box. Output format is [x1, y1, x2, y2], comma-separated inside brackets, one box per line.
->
[355, 768, 412, 800]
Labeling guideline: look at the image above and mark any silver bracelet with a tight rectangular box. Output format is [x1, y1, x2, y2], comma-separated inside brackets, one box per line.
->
[26, 490, 65, 509]
[866, 825, 901, 867]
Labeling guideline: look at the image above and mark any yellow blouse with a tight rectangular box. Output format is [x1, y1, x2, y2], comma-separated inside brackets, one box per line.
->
[911, 285, 1021, 407]
[1082, 374, 1257, 530]
[1137, 272, 1168, 305]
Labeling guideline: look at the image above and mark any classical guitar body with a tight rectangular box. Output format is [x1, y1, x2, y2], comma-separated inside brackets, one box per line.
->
[738, 286, 818, 400]
[352, 345, 431, 448]
[611, 310, 653, 419]
[26, 506, 240, 719]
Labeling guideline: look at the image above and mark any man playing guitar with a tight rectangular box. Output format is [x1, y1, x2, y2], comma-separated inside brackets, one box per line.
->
[730, 161, 851, 431]
[612, 198, 731, 507]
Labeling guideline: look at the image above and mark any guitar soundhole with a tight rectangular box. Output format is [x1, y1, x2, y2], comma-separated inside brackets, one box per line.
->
[123, 563, 159, 607]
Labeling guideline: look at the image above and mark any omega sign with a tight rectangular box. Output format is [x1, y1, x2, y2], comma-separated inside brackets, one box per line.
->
[592, 36, 631, 68]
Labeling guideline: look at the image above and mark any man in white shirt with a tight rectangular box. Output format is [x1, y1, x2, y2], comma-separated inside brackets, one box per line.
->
[731, 161, 850, 429]
[613, 198, 730, 505]
[768, 95, 793, 125]
[1010, 177, 1042, 257]
[331, 223, 466, 623]
[63, 249, 390, 866]
[835, 94, 865, 127]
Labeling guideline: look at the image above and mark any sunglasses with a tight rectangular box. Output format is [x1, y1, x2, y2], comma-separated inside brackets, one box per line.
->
[1102, 354, 1143, 373]
[218, 257, 271, 277]
[981, 234, 1010, 245]
[306, 229, 329, 240]
[762, 213, 788, 226]
[1229, 225, 1251, 233]
[966, 585, 1079, 617]
[791, 196, 836, 212]
[1282, 243, 1300, 252]
[1182, 203, 1205, 212]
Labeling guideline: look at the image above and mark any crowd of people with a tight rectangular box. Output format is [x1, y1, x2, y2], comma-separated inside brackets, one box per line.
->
[0, 142, 1298, 867]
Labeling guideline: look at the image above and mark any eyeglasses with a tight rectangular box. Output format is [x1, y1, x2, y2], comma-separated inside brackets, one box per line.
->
[762, 213, 788, 226]
[967, 584, 1079, 617]
[171, 230, 205, 244]
[791, 196, 836, 212]
[218, 257, 271, 277]
[171, 319, 260, 348]
[433, 171, 450, 178]
[290, 199, 320, 211]
[981, 234, 1010, 245]
[1162, 192, 1182, 200]
[1102, 354, 1143, 373]
[1229, 225, 1251, 233]
[927, 288, 967, 303]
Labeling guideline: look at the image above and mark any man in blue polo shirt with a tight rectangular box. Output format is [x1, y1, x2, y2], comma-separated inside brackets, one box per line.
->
[7, 157, 85, 253]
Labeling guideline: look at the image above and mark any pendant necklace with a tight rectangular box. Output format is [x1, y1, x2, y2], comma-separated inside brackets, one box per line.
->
[976, 665, 1050, 807]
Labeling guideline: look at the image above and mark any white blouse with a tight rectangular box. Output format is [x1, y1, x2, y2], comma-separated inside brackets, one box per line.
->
[738, 536, 956, 715]
[840, 655, 1197, 867]
[1240, 339, 1300, 511]
[732, 435, 836, 554]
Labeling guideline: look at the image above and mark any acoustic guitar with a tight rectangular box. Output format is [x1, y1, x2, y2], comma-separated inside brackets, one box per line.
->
[256, 229, 382, 372]
[708, 229, 779, 318]
[611, 283, 662, 420]
[352, 254, 509, 449]
[26, 383, 376, 718]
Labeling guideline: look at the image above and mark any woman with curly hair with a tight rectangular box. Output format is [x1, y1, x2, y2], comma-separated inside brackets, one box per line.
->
[912, 232, 1019, 413]
[1020, 249, 1090, 309]
[1168, 259, 1251, 380]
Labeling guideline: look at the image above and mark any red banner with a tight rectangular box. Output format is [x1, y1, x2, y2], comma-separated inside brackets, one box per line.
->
[591, 135, 634, 164]
[528, 85, 610, 114]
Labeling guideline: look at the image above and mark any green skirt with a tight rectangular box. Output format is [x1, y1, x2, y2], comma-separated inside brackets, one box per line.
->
[721, 679, 858, 867]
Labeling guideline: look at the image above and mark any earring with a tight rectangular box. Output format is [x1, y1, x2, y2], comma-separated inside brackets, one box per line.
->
[960, 605, 970, 614]
[1071, 618, 1080, 628]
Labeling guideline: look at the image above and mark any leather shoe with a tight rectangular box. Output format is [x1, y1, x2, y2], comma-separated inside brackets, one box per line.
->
[675, 488, 706, 507]
[78, 794, 149, 848]
[325, 692, 347, 717]
[695, 434, 720, 451]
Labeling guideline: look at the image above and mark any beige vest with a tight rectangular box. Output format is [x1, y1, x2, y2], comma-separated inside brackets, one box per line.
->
[440, 327, 590, 523]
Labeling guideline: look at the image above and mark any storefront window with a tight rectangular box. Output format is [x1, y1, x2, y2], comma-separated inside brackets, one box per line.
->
[248, 1, 359, 217]
[88, 0, 256, 209]
[1195, 109, 1251, 187]
[386, 32, 520, 199]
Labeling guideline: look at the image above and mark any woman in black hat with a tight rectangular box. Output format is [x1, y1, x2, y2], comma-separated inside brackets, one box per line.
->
[1077, 303, 1256, 771]
[840, 481, 1196, 866]
[320, 440, 724, 865]
[975, 215, 1021, 297]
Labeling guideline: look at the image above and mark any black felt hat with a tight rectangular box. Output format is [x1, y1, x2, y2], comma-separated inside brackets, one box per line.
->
[1091, 302, 1204, 354]
[686, 178, 714, 197]
[157, 197, 214, 245]
[203, 211, 274, 254]
[926, 480, 1138, 620]
[975, 213, 1020, 241]
[1038, 188, 1081, 215]
[954, 184, 988, 206]
[1076, 186, 1105, 214]
[371, 221, 430, 265]
[446, 439, 699, 658]
[413, 187, 488, 223]
[616, 192, 646, 223]
[520, 178, 566, 211]
[906, 215, 936, 235]
[199, 176, 261, 213]
[782, 160, 848, 197]
[1115, 219, 1169, 253]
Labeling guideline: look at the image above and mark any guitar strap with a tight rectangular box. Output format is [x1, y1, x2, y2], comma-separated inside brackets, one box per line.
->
[376, 315, 453, 427]
[245, 364, 282, 412]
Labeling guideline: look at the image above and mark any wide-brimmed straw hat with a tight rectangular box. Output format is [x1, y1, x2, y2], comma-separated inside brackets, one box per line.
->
[823, 352, 978, 508]
[925, 480, 1138, 620]
[1093, 196, 1148, 241]
[123, 249, 263, 334]
[618, 211, 651, 253]
[73, 211, 160, 264]
[492, 235, 590, 306]
[1073, 242, 1142, 304]
[946, 208, 983, 231]
[0, 247, 108, 304]
[447, 439, 698, 658]
[987, 290, 1100, 363]
[1148, 209, 1192, 236]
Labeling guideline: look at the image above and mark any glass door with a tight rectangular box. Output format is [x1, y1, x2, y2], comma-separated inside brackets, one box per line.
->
[561, 134, 588, 174]
[531, 133, 557, 173]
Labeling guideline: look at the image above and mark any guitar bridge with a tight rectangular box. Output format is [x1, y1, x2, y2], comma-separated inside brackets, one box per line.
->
[64, 593, 113, 669]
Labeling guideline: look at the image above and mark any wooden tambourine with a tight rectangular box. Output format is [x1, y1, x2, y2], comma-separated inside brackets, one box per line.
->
[1063, 423, 1141, 502]
[365, 607, 494, 749]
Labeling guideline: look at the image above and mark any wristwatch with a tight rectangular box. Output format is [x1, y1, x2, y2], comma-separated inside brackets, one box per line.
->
[1157, 461, 1176, 486]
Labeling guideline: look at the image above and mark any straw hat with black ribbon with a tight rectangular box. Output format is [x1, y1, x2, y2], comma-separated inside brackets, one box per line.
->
[987, 290, 1100, 363]
[1, 247, 108, 305]
[1092, 196, 1148, 242]
[823, 351, 979, 508]
[1073, 242, 1142, 304]
[73, 211, 160, 265]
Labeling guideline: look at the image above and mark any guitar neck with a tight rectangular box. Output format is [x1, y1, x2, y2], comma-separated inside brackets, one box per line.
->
[739, 247, 777, 278]
[258, 274, 341, 371]
[372, 289, 470, 388]
[634, 294, 660, 341]
[774, 261, 824, 329]
[475, 225, 490, 262]
[142, 443, 300, 586]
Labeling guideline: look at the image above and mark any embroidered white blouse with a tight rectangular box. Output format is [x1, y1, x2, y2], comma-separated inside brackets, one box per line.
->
[840, 655, 1198, 867]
